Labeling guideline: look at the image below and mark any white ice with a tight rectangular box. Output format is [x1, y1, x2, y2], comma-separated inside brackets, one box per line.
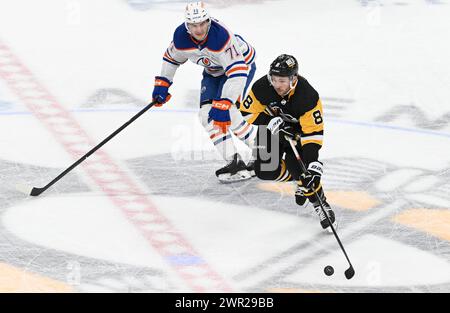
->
[0, 0, 449, 292]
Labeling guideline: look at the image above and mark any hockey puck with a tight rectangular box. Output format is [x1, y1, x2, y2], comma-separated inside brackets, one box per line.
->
[324, 265, 334, 276]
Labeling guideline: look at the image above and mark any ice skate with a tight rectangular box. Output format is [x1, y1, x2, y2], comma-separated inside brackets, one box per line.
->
[313, 201, 337, 233]
[294, 184, 309, 208]
[245, 159, 256, 177]
[216, 153, 253, 183]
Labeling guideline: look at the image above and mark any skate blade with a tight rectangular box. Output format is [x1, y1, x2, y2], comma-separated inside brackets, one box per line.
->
[217, 170, 253, 184]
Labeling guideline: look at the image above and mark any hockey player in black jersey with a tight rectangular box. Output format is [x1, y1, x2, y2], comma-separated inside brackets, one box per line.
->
[239, 54, 337, 232]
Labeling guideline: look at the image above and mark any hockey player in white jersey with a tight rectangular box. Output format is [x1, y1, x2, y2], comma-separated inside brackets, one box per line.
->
[152, 1, 257, 183]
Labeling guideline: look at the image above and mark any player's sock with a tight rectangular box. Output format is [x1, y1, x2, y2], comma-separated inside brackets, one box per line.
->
[233, 121, 257, 148]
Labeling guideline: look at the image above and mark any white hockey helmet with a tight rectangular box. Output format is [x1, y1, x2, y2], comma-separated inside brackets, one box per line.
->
[185, 2, 210, 25]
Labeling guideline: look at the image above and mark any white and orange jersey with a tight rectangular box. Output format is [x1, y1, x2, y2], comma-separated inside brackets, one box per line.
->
[159, 18, 256, 104]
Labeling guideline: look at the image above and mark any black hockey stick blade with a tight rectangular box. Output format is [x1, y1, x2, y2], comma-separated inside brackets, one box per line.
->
[345, 266, 355, 279]
[285, 138, 357, 280]
[30, 187, 46, 197]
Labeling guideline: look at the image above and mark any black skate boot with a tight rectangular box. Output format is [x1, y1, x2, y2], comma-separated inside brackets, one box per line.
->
[313, 201, 337, 233]
[294, 183, 309, 207]
[216, 153, 253, 183]
[245, 159, 256, 177]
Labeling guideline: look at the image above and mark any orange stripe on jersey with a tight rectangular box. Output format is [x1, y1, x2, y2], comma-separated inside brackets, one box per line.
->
[245, 48, 254, 63]
[164, 52, 177, 63]
[226, 66, 248, 76]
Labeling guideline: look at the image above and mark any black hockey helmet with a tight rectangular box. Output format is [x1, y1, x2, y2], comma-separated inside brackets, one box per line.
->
[269, 54, 299, 77]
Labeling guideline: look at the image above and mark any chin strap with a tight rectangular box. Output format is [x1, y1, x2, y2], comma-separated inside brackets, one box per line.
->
[284, 78, 298, 96]
[267, 75, 298, 96]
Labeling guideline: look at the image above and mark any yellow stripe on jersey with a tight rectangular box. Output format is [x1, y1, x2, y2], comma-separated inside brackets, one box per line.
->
[299, 99, 324, 146]
[301, 140, 323, 147]
[239, 90, 269, 124]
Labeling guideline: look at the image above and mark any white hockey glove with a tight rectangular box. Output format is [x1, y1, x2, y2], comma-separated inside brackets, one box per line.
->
[267, 117, 284, 135]
[267, 117, 300, 141]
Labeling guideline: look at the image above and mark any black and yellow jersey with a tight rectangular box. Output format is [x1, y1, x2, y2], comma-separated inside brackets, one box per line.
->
[240, 74, 324, 164]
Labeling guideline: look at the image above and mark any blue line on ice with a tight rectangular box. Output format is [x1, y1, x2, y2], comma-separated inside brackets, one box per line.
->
[165, 254, 205, 266]
[2, 108, 450, 139]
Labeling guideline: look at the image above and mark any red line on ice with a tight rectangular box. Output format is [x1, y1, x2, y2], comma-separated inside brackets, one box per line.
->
[0, 40, 231, 292]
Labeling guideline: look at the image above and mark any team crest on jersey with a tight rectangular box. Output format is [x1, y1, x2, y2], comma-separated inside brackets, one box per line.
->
[197, 57, 212, 67]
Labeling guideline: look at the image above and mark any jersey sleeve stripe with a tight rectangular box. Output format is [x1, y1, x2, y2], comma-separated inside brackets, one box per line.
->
[242, 45, 250, 56]
[225, 61, 246, 72]
[163, 57, 181, 66]
[226, 66, 248, 76]
[163, 52, 183, 65]
[301, 134, 323, 141]
[228, 73, 248, 79]
[164, 49, 175, 59]
[244, 47, 255, 64]
[301, 139, 323, 146]
[302, 131, 324, 137]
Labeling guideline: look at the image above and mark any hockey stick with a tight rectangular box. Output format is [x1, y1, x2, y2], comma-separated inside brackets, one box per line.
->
[287, 137, 355, 279]
[30, 100, 158, 197]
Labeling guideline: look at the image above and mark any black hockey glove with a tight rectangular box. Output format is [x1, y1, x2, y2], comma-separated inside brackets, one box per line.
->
[300, 161, 323, 191]
[267, 117, 300, 141]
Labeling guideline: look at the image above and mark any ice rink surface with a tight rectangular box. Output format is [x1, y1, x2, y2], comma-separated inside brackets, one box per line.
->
[0, 0, 449, 292]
